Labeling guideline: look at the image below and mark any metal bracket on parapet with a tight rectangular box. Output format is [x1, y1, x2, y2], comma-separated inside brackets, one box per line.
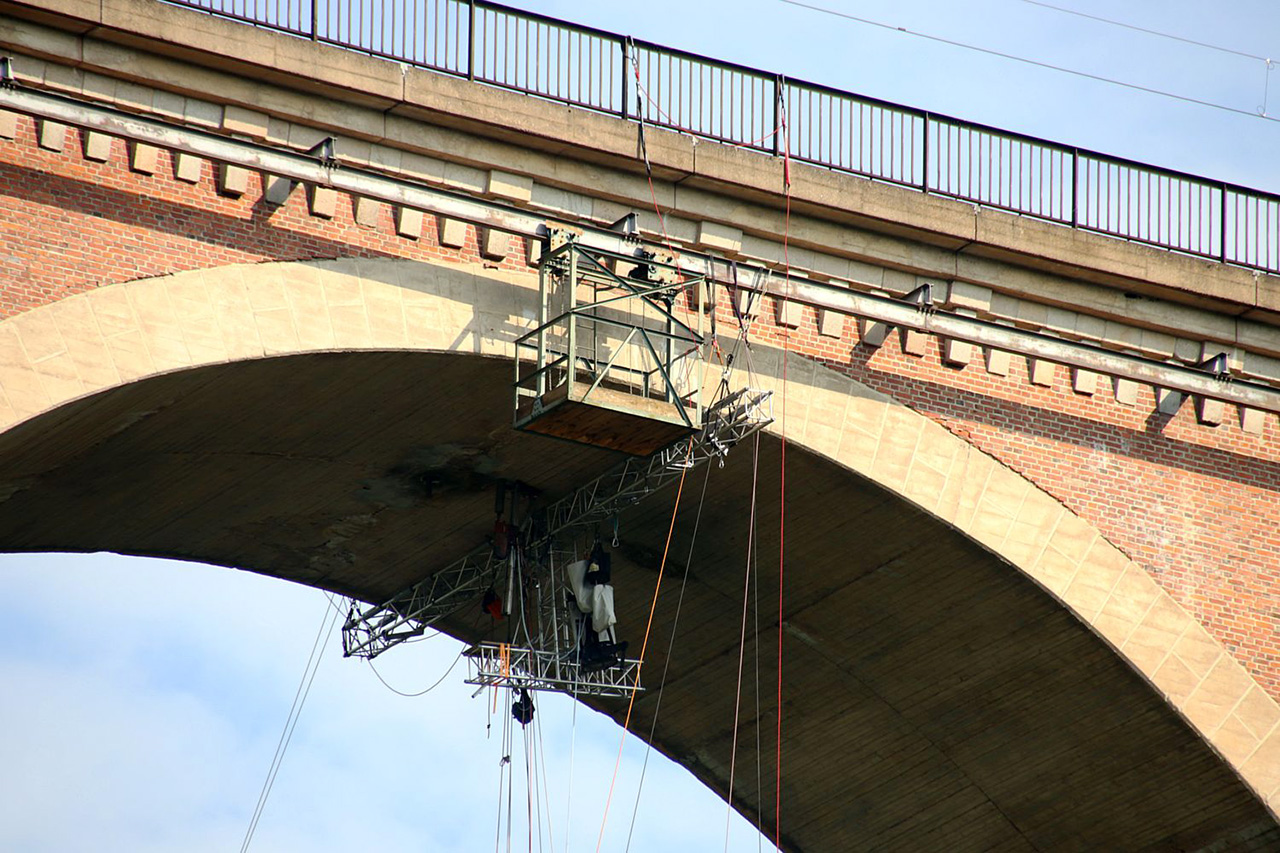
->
[858, 283, 934, 348]
[306, 137, 338, 170]
[341, 386, 773, 660]
[1162, 350, 1228, 412]
[1156, 351, 1233, 421]
[608, 212, 640, 240]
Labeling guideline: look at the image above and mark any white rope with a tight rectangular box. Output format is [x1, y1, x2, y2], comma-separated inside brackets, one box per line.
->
[239, 595, 339, 852]
[725, 431, 762, 851]
[367, 647, 464, 697]
[563, 686, 579, 853]
[623, 460, 715, 852]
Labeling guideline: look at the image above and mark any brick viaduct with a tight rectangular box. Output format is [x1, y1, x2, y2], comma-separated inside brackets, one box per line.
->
[2, 1, 1280, 849]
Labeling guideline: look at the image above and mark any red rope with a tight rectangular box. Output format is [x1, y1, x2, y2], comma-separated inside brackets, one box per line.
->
[775, 96, 792, 853]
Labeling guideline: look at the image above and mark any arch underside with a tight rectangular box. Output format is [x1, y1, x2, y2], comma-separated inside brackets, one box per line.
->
[1, 350, 1275, 851]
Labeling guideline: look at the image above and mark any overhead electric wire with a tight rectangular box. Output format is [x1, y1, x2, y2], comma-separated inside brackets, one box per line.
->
[776, 0, 1280, 123]
[1018, 0, 1270, 62]
[239, 596, 340, 853]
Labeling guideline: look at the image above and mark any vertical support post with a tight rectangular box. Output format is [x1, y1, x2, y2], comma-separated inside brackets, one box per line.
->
[567, 247, 578, 388]
[772, 74, 783, 157]
[467, 0, 477, 82]
[1070, 148, 1079, 228]
[920, 112, 930, 193]
[537, 257, 548, 397]
[310, 0, 318, 41]
[1219, 182, 1229, 263]
[666, 308, 675, 405]
[620, 37, 630, 121]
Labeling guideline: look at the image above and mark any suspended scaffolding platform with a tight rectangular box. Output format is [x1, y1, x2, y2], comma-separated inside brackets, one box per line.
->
[464, 642, 642, 699]
[343, 386, 772, 661]
[514, 232, 706, 456]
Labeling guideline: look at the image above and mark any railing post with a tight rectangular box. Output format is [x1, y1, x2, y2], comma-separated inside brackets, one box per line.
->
[921, 112, 930, 193]
[1220, 183, 1228, 262]
[1070, 148, 1079, 228]
[467, 0, 476, 82]
[772, 74, 783, 157]
[620, 37, 630, 121]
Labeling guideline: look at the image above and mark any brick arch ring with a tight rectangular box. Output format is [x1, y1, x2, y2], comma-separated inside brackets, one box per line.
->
[1, 256, 1277, 812]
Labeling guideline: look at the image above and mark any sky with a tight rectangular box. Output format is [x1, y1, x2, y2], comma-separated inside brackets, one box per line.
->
[2, 1, 1279, 851]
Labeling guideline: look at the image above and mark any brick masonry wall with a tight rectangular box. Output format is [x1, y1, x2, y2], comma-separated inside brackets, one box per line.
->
[0, 117, 530, 318]
[733, 294, 1280, 701]
[4, 114, 1280, 701]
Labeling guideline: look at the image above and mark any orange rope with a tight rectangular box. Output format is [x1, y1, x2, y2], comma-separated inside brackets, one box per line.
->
[595, 439, 694, 852]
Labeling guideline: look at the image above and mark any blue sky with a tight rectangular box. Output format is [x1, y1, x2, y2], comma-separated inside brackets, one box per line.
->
[2, 1, 1278, 851]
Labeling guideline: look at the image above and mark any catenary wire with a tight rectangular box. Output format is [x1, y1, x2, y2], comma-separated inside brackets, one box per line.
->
[776, 0, 1280, 124]
[1019, 0, 1270, 62]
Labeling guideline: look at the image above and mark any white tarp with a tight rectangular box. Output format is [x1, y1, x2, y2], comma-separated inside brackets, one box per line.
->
[566, 559, 616, 637]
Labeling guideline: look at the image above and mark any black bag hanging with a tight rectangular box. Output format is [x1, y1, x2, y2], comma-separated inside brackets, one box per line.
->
[584, 540, 611, 586]
[512, 688, 535, 726]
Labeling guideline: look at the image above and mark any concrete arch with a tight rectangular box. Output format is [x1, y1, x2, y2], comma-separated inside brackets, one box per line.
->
[1, 258, 1278, 847]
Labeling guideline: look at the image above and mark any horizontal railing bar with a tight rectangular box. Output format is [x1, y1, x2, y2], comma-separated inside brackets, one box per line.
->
[629, 37, 779, 82]
[476, 0, 627, 44]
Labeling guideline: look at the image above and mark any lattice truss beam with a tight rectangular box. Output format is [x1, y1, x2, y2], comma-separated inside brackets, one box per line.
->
[464, 642, 643, 699]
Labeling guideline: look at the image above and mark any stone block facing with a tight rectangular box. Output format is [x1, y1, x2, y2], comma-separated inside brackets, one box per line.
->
[83, 131, 112, 162]
[439, 217, 467, 248]
[37, 119, 66, 151]
[307, 185, 337, 218]
[395, 206, 423, 239]
[486, 169, 533, 203]
[174, 152, 202, 183]
[128, 142, 158, 174]
[218, 163, 250, 197]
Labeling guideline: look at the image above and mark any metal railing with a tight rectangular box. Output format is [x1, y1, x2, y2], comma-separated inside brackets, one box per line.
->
[167, 0, 1280, 274]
